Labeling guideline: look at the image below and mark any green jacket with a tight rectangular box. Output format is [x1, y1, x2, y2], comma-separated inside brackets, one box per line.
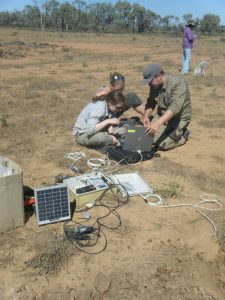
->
[145, 74, 192, 122]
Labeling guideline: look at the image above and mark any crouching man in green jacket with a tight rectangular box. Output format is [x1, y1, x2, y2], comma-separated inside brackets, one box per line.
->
[142, 64, 192, 151]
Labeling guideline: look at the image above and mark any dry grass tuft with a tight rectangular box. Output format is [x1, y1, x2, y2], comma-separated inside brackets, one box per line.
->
[24, 231, 78, 275]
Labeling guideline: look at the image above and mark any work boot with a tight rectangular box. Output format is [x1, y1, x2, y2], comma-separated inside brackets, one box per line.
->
[182, 129, 190, 141]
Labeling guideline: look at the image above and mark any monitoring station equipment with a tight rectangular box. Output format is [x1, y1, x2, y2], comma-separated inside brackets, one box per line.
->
[34, 172, 154, 226]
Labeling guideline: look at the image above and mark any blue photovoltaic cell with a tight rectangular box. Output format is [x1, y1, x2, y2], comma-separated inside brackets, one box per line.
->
[35, 184, 71, 225]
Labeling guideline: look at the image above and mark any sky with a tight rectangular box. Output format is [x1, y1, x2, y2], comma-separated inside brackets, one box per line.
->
[0, 0, 225, 25]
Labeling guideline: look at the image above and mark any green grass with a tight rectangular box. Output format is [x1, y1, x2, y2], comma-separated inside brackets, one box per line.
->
[82, 61, 88, 68]
[63, 54, 74, 61]
[144, 54, 149, 61]
[0, 114, 9, 127]
[156, 180, 183, 199]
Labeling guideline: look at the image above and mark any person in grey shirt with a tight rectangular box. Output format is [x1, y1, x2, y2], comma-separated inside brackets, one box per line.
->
[93, 72, 145, 117]
[73, 91, 125, 148]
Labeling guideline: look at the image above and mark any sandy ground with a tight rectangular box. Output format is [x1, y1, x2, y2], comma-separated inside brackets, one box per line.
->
[0, 28, 225, 300]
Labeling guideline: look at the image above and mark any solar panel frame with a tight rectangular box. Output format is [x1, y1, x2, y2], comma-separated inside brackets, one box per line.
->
[34, 184, 71, 225]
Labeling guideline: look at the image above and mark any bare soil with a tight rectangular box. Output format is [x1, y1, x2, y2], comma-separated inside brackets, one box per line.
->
[0, 28, 225, 300]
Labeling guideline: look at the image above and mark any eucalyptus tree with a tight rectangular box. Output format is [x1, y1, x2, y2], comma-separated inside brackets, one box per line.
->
[34, 0, 47, 31]
[114, 1, 132, 31]
[87, 2, 115, 32]
[45, 0, 61, 29]
[143, 10, 161, 32]
[72, 0, 89, 31]
[160, 16, 171, 32]
[200, 13, 220, 34]
[0, 11, 25, 27]
[130, 3, 145, 33]
[23, 5, 40, 27]
[58, 2, 77, 31]
[182, 13, 193, 25]
[0, 12, 10, 26]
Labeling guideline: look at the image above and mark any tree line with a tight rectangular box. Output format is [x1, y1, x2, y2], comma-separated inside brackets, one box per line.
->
[0, 0, 223, 34]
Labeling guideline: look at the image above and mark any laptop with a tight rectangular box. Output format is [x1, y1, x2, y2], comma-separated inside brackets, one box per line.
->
[121, 125, 154, 152]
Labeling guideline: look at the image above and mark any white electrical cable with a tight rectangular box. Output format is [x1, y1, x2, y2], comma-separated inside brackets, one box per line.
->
[64, 152, 87, 174]
[139, 193, 164, 206]
[65, 146, 144, 175]
[64, 152, 86, 161]
[86, 158, 106, 170]
[144, 193, 222, 238]
[64, 151, 116, 174]
[64, 147, 143, 179]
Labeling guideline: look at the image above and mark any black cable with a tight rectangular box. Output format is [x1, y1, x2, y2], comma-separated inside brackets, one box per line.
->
[63, 183, 129, 254]
[94, 183, 129, 229]
[63, 220, 107, 254]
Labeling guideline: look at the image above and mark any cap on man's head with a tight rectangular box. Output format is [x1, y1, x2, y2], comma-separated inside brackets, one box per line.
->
[186, 19, 195, 26]
[142, 64, 163, 84]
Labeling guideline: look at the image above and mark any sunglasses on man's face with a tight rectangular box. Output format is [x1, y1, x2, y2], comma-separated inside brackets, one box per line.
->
[144, 74, 159, 85]
[144, 73, 158, 80]
[143, 73, 151, 79]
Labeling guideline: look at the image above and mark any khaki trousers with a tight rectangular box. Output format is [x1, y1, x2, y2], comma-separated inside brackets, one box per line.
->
[152, 115, 190, 150]
[75, 126, 126, 147]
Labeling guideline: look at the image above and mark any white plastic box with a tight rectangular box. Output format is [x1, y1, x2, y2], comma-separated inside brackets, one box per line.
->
[0, 156, 24, 233]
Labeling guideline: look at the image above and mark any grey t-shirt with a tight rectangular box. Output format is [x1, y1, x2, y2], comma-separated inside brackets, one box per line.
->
[116, 91, 142, 117]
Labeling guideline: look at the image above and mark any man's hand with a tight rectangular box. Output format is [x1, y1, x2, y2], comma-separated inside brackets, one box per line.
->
[107, 118, 120, 126]
[143, 108, 153, 127]
[145, 121, 161, 136]
[145, 110, 174, 136]
[143, 117, 151, 126]
[108, 125, 113, 134]
[110, 135, 118, 145]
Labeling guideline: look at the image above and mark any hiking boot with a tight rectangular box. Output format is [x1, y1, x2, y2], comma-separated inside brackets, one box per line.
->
[182, 129, 190, 141]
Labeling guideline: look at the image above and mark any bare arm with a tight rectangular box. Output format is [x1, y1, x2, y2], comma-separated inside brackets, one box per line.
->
[95, 118, 120, 133]
[157, 110, 174, 125]
[143, 107, 154, 126]
[92, 85, 112, 100]
[134, 104, 145, 116]
[145, 110, 174, 136]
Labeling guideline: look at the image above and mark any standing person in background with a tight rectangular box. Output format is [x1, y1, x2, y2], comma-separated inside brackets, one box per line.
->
[93, 72, 145, 117]
[181, 19, 196, 75]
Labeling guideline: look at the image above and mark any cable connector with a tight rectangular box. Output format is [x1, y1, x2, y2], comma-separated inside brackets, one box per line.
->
[70, 165, 83, 173]
[74, 226, 95, 234]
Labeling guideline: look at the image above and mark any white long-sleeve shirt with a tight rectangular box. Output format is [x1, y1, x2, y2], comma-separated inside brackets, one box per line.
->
[73, 100, 113, 136]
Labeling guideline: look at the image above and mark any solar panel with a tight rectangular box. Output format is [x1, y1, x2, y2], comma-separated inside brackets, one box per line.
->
[34, 184, 71, 225]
